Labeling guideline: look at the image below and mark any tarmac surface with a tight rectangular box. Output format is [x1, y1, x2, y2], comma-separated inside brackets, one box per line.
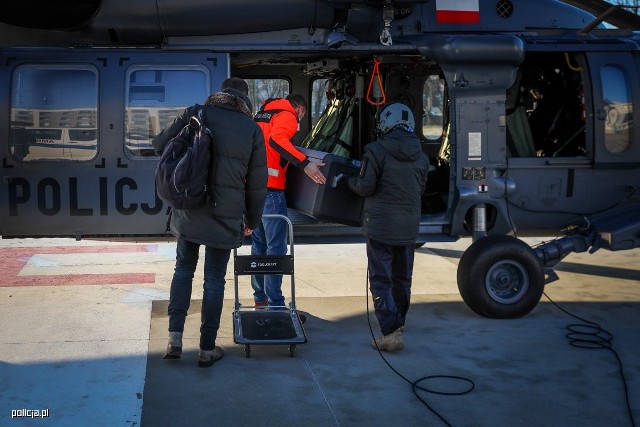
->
[0, 235, 639, 427]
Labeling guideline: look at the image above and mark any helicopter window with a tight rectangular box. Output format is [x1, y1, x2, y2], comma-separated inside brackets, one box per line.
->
[422, 75, 445, 141]
[10, 66, 98, 162]
[602, 65, 632, 154]
[125, 67, 209, 158]
[300, 75, 358, 158]
[245, 78, 290, 115]
[310, 78, 330, 128]
[506, 52, 587, 158]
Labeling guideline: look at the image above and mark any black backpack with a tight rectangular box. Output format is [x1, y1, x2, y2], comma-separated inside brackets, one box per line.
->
[155, 109, 213, 210]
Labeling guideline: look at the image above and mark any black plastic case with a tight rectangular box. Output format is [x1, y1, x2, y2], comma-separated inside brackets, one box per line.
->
[285, 148, 364, 227]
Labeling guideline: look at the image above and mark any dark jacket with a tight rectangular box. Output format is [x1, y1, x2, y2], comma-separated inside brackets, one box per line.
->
[347, 128, 429, 245]
[152, 89, 267, 249]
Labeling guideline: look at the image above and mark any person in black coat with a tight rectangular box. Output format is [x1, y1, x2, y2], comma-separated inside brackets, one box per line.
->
[152, 77, 267, 367]
[344, 102, 429, 352]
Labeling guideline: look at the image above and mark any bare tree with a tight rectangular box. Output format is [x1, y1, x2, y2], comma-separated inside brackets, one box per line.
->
[611, 0, 640, 14]
[246, 79, 289, 113]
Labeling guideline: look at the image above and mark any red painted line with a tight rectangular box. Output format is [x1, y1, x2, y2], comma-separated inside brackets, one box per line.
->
[0, 245, 158, 287]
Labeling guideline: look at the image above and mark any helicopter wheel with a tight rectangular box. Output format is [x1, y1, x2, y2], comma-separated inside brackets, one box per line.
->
[457, 235, 544, 319]
[244, 345, 251, 358]
[289, 344, 296, 357]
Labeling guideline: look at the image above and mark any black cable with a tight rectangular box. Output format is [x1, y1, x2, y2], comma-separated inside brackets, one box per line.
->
[506, 179, 635, 426]
[544, 291, 636, 427]
[365, 268, 475, 427]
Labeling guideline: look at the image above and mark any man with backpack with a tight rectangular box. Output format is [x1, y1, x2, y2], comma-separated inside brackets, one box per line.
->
[250, 94, 326, 316]
[152, 77, 267, 367]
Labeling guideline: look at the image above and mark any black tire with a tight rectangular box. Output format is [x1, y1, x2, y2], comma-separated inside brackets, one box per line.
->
[244, 345, 251, 358]
[457, 235, 544, 319]
[289, 344, 296, 357]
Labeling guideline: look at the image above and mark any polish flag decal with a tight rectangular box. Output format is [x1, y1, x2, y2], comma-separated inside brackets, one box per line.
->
[436, 0, 480, 24]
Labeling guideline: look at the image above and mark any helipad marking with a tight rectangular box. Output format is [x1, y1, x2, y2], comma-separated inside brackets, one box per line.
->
[0, 245, 157, 287]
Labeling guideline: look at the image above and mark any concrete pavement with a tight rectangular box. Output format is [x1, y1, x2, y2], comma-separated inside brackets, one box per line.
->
[0, 237, 638, 426]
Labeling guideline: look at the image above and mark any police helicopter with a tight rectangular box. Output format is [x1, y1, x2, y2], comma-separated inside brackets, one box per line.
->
[1, 0, 639, 319]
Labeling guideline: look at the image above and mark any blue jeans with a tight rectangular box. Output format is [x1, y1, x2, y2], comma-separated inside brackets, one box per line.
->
[251, 190, 288, 307]
[168, 237, 230, 351]
[366, 238, 414, 336]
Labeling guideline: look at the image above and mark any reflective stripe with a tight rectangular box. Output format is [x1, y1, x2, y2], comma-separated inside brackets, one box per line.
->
[268, 168, 280, 177]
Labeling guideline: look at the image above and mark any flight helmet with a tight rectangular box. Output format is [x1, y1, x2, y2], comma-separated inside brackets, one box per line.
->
[376, 102, 415, 135]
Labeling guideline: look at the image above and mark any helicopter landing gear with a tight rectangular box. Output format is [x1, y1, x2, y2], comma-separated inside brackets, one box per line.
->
[457, 235, 545, 319]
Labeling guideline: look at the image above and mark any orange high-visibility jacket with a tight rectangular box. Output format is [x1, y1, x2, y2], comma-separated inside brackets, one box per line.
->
[254, 98, 309, 190]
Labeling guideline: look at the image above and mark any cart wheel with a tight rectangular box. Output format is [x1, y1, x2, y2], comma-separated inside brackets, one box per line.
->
[289, 344, 296, 357]
[244, 345, 251, 358]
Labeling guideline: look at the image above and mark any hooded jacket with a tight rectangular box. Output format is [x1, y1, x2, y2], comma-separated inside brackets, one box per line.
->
[254, 98, 309, 190]
[152, 88, 267, 248]
[347, 128, 429, 245]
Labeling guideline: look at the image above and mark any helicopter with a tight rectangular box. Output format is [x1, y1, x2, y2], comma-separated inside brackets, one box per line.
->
[1, 0, 639, 319]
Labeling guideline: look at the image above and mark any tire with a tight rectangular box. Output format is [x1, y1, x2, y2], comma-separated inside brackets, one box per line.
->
[457, 235, 544, 319]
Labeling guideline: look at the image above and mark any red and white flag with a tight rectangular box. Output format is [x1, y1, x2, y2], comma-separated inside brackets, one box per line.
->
[436, 0, 480, 24]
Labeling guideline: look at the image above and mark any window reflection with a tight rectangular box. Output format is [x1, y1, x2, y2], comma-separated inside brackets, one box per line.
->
[10, 67, 98, 162]
[602, 65, 632, 154]
[125, 68, 209, 157]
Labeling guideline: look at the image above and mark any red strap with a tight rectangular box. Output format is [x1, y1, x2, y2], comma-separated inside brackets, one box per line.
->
[366, 57, 386, 106]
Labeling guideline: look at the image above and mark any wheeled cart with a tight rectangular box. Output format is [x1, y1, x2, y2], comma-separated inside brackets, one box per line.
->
[232, 214, 307, 358]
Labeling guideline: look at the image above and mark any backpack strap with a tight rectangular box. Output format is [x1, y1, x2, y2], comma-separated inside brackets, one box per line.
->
[164, 206, 172, 232]
[198, 107, 215, 206]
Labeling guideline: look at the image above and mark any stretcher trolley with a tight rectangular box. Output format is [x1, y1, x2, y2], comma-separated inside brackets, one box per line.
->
[232, 214, 307, 358]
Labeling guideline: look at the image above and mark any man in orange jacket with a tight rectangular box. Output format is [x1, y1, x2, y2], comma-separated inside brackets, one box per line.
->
[251, 94, 326, 312]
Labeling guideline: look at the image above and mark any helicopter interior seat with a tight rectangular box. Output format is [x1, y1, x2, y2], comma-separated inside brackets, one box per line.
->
[302, 94, 356, 158]
[505, 69, 536, 157]
[529, 84, 586, 157]
[506, 106, 536, 157]
[420, 121, 450, 214]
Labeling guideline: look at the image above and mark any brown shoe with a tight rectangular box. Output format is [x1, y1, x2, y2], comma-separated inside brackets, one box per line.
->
[163, 331, 182, 359]
[254, 300, 268, 309]
[371, 329, 404, 352]
[198, 347, 224, 367]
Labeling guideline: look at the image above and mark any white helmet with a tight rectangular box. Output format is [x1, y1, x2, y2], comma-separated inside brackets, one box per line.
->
[376, 102, 415, 135]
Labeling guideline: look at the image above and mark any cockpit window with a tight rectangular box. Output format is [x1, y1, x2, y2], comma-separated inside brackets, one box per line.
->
[602, 65, 632, 154]
[10, 66, 98, 162]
